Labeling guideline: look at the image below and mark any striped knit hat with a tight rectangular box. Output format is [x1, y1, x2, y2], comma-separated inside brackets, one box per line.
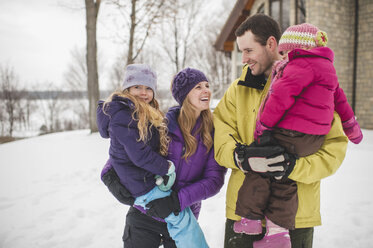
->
[278, 23, 328, 53]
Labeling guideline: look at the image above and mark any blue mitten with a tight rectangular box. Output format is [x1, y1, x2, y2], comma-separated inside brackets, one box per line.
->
[155, 160, 176, 191]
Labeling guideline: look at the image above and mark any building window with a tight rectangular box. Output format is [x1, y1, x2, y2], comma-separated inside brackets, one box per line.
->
[269, 0, 290, 32]
[295, 0, 306, 24]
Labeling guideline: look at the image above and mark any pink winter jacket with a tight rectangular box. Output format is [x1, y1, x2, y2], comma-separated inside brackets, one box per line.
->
[260, 47, 354, 135]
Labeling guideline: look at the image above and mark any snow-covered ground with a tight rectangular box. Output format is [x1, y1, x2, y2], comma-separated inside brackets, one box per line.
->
[0, 129, 372, 247]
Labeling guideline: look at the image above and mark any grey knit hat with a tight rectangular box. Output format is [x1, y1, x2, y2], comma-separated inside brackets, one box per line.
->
[122, 64, 157, 93]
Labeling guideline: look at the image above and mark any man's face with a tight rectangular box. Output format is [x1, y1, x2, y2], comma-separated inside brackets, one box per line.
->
[236, 30, 275, 77]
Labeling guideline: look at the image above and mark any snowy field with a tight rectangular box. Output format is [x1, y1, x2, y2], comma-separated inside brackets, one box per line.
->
[0, 129, 372, 247]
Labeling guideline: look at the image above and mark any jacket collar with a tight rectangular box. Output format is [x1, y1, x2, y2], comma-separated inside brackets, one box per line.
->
[288, 47, 334, 62]
[237, 65, 267, 90]
[166, 106, 180, 135]
[166, 106, 202, 137]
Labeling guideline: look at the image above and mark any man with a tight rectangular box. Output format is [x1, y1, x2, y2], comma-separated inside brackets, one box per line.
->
[213, 14, 348, 248]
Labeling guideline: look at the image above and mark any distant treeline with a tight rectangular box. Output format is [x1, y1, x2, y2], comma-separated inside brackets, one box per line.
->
[0, 89, 171, 100]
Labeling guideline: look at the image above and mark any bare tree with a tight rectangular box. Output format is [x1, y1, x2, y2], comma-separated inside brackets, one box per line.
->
[107, 55, 126, 91]
[108, 0, 166, 65]
[33, 82, 64, 133]
[64, 47, 92, 129]
[0, 65, 24, 137]
[65, 47, 88, 91]
[0, 102, 5, 136]
[85, 0, 101, 133]
[189, 20, 231, 99]
[158, 0, 204, 74]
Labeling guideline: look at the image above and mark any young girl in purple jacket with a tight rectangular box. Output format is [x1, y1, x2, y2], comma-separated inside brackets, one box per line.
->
[98, 66, 226, 247]
[233, 23, 363, 247]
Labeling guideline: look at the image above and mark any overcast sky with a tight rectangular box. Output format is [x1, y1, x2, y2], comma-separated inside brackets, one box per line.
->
[0, 0, 231, 91]
[0, 0, 120, 89]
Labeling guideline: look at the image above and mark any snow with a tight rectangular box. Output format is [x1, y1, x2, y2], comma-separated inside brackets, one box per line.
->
[0, 129, 372, 247]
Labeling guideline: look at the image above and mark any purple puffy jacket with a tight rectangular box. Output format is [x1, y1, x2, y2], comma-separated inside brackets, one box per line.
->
[97, 96, 169, 198]
[100, 105, 226, 219]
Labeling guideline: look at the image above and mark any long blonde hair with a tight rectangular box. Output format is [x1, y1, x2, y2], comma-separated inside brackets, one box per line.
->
[178, 96, 213, 160]
[103, 89, 169, 156]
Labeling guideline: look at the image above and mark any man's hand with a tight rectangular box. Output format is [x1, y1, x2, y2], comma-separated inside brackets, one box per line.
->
[234, 140, 292, 178]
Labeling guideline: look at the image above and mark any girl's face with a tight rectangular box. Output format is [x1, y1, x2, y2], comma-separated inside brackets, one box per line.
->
[279, 50, 290, 60]
[128, 85, 154, 104]
[187, 81, 211, 116]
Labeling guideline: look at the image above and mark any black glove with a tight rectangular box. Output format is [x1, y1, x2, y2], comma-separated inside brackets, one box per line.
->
[102, 167, 135, 206]
[231, 134, 290, 178]
[255, 130, 278, 147]
[281, 152, 297, 180]
[145, 191, 181, 219]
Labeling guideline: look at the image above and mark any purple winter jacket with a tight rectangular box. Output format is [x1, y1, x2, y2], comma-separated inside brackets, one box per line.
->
[165, 107, 227, 218]
[97, 96, 169, 197]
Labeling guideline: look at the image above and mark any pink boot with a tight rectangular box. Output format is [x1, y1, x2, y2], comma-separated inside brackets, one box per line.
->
[253, 217, 290, 248]
[233, 218, 262, 235]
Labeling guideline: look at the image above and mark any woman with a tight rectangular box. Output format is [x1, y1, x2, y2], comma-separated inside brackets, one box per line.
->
[100, 67, 227, 247]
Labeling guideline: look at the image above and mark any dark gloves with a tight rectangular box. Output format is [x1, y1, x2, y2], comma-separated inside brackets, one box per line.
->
[231, 134, 294, 178]
[102, 167, 135, 206]
[146, 191, 181, 219]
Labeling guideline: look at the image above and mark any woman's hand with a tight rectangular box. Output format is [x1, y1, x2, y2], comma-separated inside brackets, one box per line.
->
[146, 191, 181, 219]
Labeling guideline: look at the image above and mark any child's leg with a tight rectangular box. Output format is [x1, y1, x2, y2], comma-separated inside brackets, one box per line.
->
[253, 179, 297, 247]
[265, 179, 298, 230]
[165, 207, 209, 248]
[234, 172, 270, 235]
[134, 186, 170, 209]
[253, 217, 291, 248]
[233, 217, 262, 235]
[135, 187, 208, 247]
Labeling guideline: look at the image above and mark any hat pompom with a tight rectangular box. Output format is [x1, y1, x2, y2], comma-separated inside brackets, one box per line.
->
[315, 30, 328, 47]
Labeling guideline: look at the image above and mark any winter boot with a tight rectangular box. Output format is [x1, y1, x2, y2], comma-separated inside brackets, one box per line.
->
[233, 218, 262, 235]
[253, 217, 291, 248]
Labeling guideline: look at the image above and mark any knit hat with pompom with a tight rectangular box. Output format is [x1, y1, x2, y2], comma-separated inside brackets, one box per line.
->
[278, 23, 328, 53]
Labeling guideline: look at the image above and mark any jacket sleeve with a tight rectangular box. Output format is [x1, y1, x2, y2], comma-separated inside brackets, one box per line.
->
[213, 82, 240, 170]
[288, 112, 348, 184]
[110, 109, 169, 176]
[334, 84, 354, 123]
[260, 62, 314, 128]
[177, 148, 227, 211]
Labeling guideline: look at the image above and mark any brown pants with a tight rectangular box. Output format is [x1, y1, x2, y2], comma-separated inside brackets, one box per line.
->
[235, 128, 324, 230]
[273, 128, 325, 157]
[236, 171, 298, 230]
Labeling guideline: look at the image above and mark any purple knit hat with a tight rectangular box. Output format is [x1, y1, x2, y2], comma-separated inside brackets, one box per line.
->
[122, 64, 157, 93]
[278, 23, 328, 53]
[171, 68, 208, 105]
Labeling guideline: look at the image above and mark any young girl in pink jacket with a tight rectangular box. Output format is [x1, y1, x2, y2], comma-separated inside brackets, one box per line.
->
[255, 23, 363, 148]
[234, 23, 363, 247]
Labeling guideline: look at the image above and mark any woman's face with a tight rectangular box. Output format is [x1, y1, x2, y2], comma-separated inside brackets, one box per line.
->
[128, 85, 154, 104]
[187, 81, 211, 116]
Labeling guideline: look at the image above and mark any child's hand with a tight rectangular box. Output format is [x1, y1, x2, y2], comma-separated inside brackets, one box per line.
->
[342, 117, 363, 144]
[156, 160, 176, 191]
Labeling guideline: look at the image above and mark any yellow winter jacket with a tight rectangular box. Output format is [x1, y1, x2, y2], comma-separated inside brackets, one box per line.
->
[213, 65, 348, 228]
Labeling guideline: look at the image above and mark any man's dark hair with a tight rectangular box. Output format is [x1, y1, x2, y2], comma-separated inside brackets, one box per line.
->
[235, 14, 281, 46]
